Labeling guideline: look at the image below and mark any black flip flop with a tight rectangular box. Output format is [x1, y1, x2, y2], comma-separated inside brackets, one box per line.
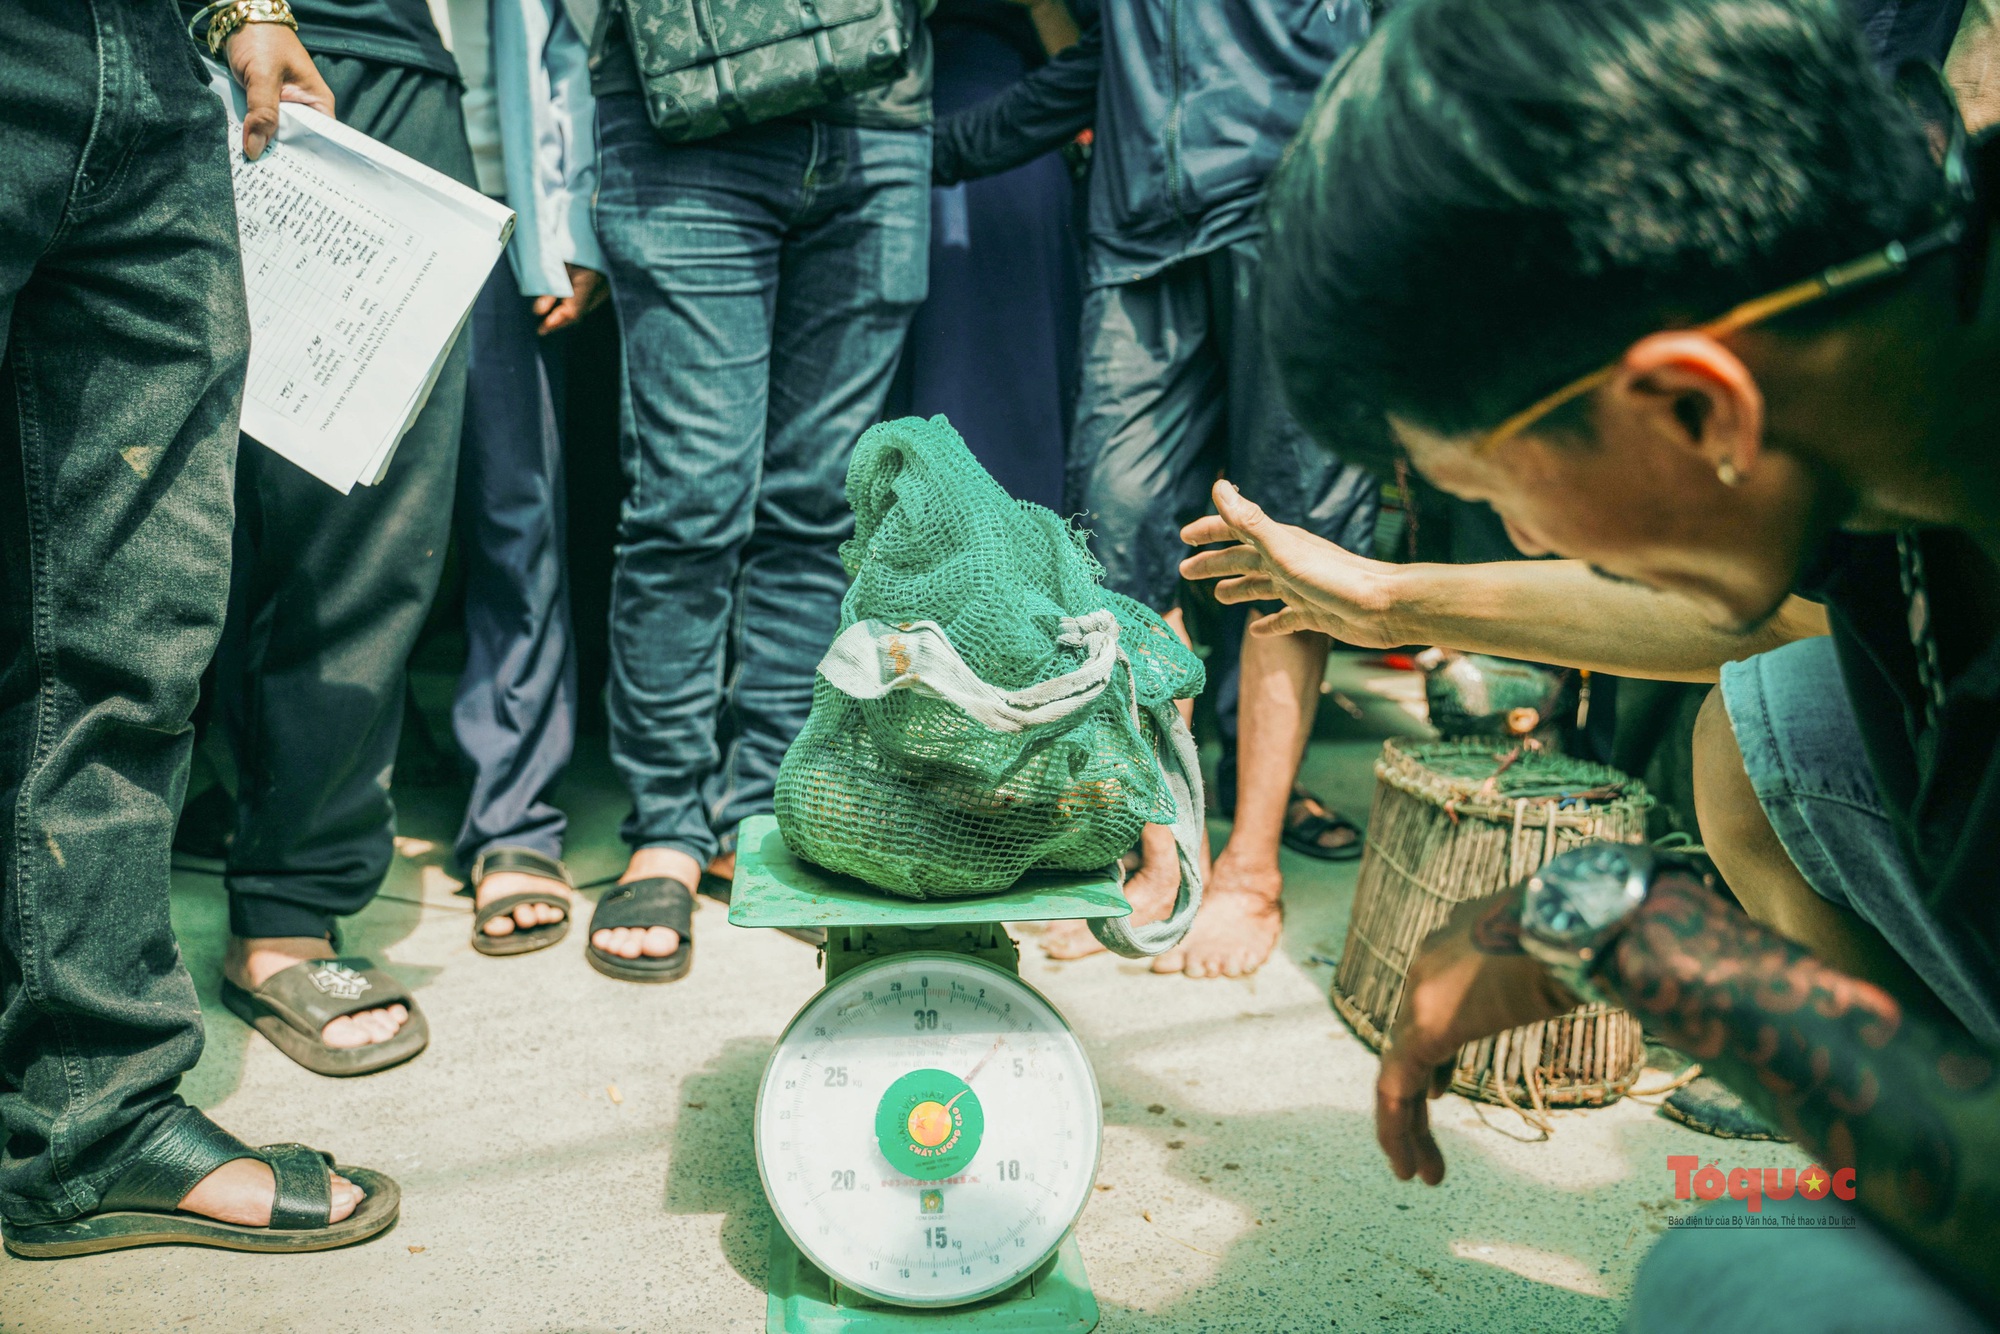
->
[697, 871, 825, 948]
[2, 1109, 398, 1259]
[1282, 790, 1365, 862]
[1660, 1075, 1788, 1141]
[221, 957, 429, 1077]
[586, 876, 694, 983]
[468, 846, 575, 957]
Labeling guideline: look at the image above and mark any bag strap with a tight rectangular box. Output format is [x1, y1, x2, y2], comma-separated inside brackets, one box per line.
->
[1087, 680, 1206, 959]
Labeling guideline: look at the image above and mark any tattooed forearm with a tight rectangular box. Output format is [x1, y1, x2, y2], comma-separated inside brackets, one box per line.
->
[1602, 872, 2000, 1305]
[1469, 894, 1526, 955]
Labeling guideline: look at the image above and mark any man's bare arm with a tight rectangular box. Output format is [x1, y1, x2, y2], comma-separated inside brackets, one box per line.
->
[1372, 557, 1827, 682]
[1179, 480, 1826, 683]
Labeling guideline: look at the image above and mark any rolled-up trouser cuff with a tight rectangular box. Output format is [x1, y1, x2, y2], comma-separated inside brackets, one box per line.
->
[0, 1098, 199, 1227]
[227, 894, 339, 943]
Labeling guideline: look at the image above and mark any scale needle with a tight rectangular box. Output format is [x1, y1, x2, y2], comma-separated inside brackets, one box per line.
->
[962, 1036, 1005, 1084]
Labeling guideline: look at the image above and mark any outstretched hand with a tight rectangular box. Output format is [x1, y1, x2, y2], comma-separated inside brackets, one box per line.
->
[1375, 890, 1576, 1185]
[226, 22, 335, 160]
[1178, 480, 1403, 646]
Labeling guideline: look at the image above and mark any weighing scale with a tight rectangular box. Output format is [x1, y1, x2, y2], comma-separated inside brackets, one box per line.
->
[730, 814, 1128, 1334]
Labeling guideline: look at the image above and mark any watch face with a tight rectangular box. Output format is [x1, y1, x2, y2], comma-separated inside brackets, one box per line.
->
[1528, 843, 1650, 942]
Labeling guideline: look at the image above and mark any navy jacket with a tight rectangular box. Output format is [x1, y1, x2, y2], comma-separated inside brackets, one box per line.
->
[934, 0, 1373, 286]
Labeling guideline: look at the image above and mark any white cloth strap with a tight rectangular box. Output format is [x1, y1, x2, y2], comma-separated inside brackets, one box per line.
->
[816, 613, 1121, 733]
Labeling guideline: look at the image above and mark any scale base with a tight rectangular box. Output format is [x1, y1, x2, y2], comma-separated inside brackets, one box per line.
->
[765, 1229, 1099, 1334]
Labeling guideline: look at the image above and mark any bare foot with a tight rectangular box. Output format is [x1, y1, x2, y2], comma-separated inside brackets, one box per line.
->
[475, 868, 576, 940]
[226, 937, 410, 1049]
[1150, 858, 1283, 978]
[177, 1154, 360, 1226]
[593, 847, 697, 961]
[1043, 824, 1182, 960]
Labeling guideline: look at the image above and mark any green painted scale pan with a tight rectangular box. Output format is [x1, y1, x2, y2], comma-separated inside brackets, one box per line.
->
[732, 814, 1127, 1333]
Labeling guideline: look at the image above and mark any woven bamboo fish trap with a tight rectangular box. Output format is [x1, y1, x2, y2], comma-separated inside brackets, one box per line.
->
[1332, 739, 1654, 1121]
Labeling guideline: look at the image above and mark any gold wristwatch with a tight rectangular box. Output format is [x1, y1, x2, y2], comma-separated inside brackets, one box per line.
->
[189, 0, 300, 56]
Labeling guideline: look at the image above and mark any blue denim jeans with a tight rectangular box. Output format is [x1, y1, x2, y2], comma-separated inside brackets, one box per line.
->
[1, 0, 242, 1223]
[1721, 636, 2000, 1046]
[594, 97, 930, 862]
[1627, 1195, 1989, 1333]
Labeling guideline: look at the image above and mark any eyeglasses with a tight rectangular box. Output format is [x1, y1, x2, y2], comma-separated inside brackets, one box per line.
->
[1475, 62, 1977, 455]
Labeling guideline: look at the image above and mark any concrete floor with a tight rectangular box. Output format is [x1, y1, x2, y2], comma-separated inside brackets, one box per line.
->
[3, 655, 1778, 1334]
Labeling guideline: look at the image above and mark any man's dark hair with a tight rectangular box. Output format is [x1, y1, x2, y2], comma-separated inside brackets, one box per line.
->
[1263, 0, 1942, 470]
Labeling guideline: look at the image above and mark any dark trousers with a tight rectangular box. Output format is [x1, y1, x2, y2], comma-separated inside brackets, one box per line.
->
[885, 15, 1081, 513]
[0, 0, 242, 1223]
[218, 55, 476, 940]
[450, 260, 578, 871]
[1068, 237, 1379, 615]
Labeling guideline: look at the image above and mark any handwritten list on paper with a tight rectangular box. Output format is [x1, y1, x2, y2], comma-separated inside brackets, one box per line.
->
[211, 67, 513, 493]
[233, 147, 430, 439]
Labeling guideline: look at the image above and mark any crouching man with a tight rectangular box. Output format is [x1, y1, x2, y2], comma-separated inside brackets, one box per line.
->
[1183, 0, 2000, 1324]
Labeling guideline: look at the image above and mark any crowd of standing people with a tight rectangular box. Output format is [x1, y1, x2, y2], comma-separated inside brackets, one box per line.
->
[1, 0, 1381, 1258]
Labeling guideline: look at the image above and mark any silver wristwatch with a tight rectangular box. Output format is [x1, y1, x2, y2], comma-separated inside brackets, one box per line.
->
[1518, 842, 1657, 1007]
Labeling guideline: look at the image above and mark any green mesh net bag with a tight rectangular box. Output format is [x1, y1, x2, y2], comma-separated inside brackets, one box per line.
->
[774, 416, 1206, 957]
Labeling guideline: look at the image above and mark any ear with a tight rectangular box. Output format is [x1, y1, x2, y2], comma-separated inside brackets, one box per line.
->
[1602, 333, 1765, 483]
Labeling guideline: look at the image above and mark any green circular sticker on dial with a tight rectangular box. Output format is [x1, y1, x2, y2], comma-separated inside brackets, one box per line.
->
[875, 1069, 984, 1181]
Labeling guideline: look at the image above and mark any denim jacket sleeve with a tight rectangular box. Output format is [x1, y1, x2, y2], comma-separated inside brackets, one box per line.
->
[931, 18, 1100, 186]
[495, 0, 606, 297]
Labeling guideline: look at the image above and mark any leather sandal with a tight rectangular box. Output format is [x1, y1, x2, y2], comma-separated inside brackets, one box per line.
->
[1281, 788, 1364, 862]
[1, 1108, 398, 1259]
[586, 877, 693, 983]
[221, 957, 428, 1077]
[468, 846, 575, 957]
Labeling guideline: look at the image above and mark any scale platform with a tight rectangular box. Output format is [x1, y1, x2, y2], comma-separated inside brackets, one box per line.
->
[729, 816, 1132, 930]
[731, 815, 1124, 1334]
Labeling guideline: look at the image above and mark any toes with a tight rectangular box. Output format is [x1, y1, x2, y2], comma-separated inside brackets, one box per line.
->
[1150, 948, 1187, 974]
[483, 914, 517, 937]
[590, 925, 678, 959]
[321, 1015, 363, 1048]
[328, 1176, 362, 1224]
[321, 1005, 408, 1048]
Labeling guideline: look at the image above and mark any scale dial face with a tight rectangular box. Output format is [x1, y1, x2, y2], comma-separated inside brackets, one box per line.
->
[755, 952, 1100, 1308]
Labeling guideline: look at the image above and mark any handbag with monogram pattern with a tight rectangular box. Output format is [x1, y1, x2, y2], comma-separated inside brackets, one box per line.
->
[602, 0, 915, 143]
